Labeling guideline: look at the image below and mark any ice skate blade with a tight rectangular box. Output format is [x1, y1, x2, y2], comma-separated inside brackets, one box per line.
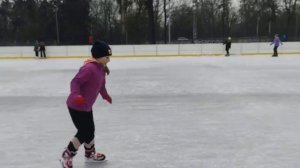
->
[59, 159, 64, 168]
[85, 159, 107, 163]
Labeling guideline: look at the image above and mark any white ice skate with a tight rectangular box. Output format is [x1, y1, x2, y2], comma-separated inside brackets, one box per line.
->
[59, 149, 76, 168]
[85, 151, 107, 163]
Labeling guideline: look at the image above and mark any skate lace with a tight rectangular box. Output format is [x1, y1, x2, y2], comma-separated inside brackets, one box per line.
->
[87, 152, 96, 159]
[95, 153, 102, 159]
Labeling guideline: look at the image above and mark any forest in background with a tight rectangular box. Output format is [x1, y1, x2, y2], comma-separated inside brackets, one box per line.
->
[0, 0, 299, 45]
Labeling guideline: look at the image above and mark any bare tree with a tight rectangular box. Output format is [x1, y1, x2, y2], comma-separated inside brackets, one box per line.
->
[265, 0, 279, 36]
[283, 0, 299, 39]
[90, 0, 118, 42]
[163, 0, 167, 43]
[146, 0, 156, 44]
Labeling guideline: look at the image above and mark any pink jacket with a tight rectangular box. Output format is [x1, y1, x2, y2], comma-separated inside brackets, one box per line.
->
[66, 60, 109, 112]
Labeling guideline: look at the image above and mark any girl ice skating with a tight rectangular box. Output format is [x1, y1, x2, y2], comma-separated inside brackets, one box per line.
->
[60, 40, 112, 168]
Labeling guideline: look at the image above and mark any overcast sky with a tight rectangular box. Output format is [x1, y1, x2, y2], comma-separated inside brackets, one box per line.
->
[232, 0, 239, 7]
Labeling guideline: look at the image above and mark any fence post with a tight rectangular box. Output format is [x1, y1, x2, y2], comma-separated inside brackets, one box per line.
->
[20, 47, 23, 58]
[133, 45, 136, 56]
[240, 43, 243, 55]
[200, 43, 203, 56]
[66, 46, 69, 57]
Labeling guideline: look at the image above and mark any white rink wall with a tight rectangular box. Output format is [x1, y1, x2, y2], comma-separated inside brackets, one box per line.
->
[0, 42, 300, 58]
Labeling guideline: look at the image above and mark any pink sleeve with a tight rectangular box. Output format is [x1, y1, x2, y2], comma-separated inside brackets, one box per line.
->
[99, 78, 109, 98]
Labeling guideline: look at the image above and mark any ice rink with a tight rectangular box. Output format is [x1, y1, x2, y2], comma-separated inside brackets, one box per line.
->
[1, 55, 300, 168]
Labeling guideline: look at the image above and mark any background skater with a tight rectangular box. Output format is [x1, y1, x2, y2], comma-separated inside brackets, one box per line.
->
[34, 40, 39, 58]
[39, 40, 46, 58]
[223, 37, 231, 56]
[270, 34, 283, 57]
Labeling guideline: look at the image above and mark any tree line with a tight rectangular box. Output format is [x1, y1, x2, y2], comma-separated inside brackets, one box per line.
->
[0, 0, 299, 45]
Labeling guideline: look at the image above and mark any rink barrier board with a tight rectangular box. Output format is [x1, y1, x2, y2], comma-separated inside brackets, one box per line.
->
[1, 42, 300, 59]
[0, 52, 300, 59]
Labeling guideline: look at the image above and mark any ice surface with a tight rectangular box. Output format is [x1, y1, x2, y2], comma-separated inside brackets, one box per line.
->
[1, 56, 300, 168]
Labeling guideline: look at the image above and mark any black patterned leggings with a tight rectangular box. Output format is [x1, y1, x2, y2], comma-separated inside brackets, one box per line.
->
[68, 107, 95, 144]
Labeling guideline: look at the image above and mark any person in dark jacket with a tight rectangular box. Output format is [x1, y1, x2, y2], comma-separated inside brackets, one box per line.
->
[223, 37, 232, 56]
[39, 40, 46, 58]
[33, 40, 39, 58]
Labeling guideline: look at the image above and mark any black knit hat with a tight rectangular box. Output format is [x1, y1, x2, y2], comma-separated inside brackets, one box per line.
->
[91, 40, 112, 58]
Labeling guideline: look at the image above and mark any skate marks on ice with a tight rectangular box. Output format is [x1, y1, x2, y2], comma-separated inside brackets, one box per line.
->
[60, 160, 108, 168]
[83, 160, 108, 168]
[59, 157, 108, 168]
